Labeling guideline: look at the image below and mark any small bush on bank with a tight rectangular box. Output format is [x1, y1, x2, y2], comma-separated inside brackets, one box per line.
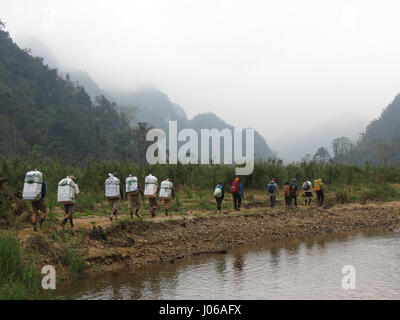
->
[360, 183, 398, 203]
[62, 246, 86, 277]
[335, 187, 351, 204]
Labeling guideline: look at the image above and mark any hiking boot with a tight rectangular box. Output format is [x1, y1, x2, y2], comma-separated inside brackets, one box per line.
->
[135, 212, 140, 218]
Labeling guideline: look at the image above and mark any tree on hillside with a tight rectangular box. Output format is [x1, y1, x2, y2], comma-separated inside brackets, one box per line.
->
[302, 154, 312, 163]
[332, 137, 354, 158]
[313, 147, 331, 163]
[132, 122, 153, 163]
[373, 139, 390, 166]
[118, 105, 137, 126]
[335, 94, 400, 165]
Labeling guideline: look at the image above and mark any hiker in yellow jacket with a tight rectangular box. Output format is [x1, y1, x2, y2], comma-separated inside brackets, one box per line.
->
[314, 178, 324, 206]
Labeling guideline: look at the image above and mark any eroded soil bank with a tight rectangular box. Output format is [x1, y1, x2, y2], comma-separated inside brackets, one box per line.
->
[17, 201, 400, 286]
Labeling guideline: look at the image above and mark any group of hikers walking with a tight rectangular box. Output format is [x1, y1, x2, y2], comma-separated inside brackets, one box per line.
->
[21, 169, 325, 232]
[22, 169, 174, 231]
[105, 172, 175, 220]
[213, 177, 245, 212]
[214, 177, 325, 212]
[269, 177, 325, 208]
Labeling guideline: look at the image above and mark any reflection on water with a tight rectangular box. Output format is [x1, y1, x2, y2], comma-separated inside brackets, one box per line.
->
[58, 230, 400, 300]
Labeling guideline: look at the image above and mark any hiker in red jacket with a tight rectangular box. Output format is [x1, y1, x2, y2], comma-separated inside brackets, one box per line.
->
[231, 178, 244, 211]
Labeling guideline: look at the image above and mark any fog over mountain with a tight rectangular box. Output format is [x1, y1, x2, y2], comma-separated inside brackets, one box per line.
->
[270, 114, 370, 163]
[11, 33, 385, 163]
[16, 35, 273, 160]
[2, 0, 399, 161]
[4, 0, 400, 163]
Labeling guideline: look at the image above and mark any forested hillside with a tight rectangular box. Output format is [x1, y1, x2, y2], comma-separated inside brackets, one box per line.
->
[332, 94, 400, 166]
[0, 22, 137, 163]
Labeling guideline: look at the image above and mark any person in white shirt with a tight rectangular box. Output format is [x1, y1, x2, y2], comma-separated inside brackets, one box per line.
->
[303, 178, 313, 207]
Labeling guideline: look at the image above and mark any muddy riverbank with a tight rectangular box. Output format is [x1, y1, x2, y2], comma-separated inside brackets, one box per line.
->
[18, 201, 400, 286]
[57, 230, 400, 299]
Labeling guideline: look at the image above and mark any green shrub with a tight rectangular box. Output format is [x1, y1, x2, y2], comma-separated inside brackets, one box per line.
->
[360, 182, 398, 203]
[335, 188, 351, 204]
[62, 246, 86, 276]
[171, 193, 181, 211]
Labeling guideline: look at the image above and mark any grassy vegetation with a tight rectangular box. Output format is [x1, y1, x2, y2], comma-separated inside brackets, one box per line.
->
[0, 232, 47, 299]
[61, 246, 86, 276]
[1, 156, 400, 218]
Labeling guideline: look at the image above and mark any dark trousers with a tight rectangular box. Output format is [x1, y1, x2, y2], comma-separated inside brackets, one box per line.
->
[285, 196, 290, 206]
[216, 197, 223, 211]
[316, 190, 324, 206]
[233, 193, 242, 210]
[290, 194, 297, 207]
[62, 204, 74, 226]
[269, 195, 276, 208]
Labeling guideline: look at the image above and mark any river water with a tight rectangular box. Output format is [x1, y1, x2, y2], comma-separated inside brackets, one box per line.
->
[58, 230, 400, 300]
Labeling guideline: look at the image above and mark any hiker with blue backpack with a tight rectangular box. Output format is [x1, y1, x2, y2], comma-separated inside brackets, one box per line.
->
[213, 181, 225, 213]
[267, 178, 278, 208]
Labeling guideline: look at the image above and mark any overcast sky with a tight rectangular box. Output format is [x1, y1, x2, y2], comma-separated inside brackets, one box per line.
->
[2, 0, 400, 150]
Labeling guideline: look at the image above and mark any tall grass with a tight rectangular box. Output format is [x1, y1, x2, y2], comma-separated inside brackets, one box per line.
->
[1, 156, 400, 208]
[62, 246, 86, 277]
[0, 232, 44, 299]
[360, 182, 398, 203]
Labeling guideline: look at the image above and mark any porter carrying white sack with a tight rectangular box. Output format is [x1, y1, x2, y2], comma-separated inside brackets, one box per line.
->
[105, 174, 120, 199]
[126, 175, 139, 194]
[22, 170, 43, 201]
[144, 174, 158, 198]
[58, 177, 79, 204]
[159, 180, 173, 199]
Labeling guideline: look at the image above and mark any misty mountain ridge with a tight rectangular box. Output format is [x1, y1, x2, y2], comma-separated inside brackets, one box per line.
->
[13, 33, 273, 160]
[13, 33, 400, 165]
[109, 87, 273, 160]
[337, 94, 400, 165]
[271, 114, 369, 163]
[70, 70, 273, 160]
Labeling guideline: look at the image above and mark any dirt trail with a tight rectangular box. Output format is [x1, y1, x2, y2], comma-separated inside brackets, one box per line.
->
[17, 206, 234, 238]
